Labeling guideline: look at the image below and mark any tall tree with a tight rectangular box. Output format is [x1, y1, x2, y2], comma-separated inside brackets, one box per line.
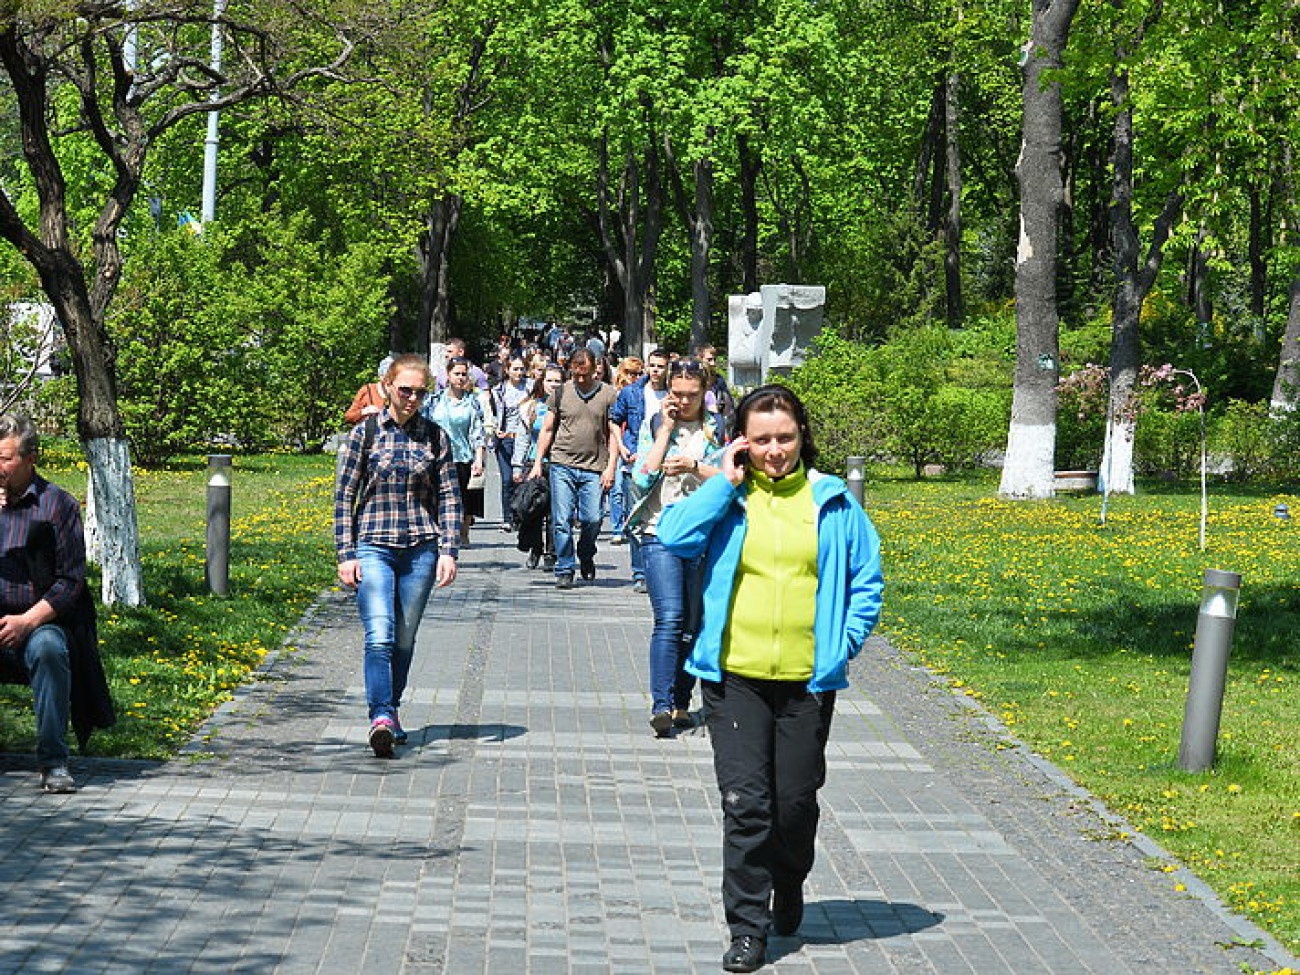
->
[596, 128, 663, 353]
[1097, 0, 1182, 496]
[1098, 63, 1181, 495]
[943, 68, 964, 326]
[999, 0, 1081, 498]
[415, 18, 499, 351]
[0, 2, 354, 604]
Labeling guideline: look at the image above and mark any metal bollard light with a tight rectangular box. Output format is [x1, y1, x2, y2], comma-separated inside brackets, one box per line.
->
[846, 456, 866, 507]
[205, 454, 233, 597]
[1177, 568, 1242, 772]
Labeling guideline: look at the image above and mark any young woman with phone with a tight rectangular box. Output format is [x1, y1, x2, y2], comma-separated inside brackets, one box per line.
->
[626, 358, 724, 737]
[656, 384, 884, 973]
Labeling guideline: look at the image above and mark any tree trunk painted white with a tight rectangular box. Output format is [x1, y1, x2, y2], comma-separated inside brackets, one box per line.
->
[83, 468, 100, 565]
[1000, 417, 1057, 498]
[1098, 415, 1136, 496]
[84, 437, 145, 607]
[998, 0, 1079, 500]
[1271, 275, 1300, 410]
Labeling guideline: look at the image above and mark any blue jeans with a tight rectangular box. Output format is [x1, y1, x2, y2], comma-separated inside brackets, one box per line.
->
[608, 462, 629, 535]
[641, 534, 703, 714]
[623, 470, 645, 583]
[355, 541, 440, 722]
[549, 464, 603, 575]
[1, 624, 71, 766]
[495, 436, 518, 525]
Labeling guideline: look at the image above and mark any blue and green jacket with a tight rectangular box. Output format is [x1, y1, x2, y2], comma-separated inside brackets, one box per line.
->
[656, 468, 884, 693]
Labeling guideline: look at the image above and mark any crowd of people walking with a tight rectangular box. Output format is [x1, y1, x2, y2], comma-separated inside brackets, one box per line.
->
[332, 329, 884, 973]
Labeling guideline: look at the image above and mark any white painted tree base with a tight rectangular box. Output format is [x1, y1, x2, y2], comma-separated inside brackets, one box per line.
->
[999, 421, 1056, 498]
[1098, 418, 1136, 496]
[84, 437, 145, 607]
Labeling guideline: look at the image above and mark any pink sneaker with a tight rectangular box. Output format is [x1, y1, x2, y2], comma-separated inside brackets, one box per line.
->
[368, 717, 396, 758]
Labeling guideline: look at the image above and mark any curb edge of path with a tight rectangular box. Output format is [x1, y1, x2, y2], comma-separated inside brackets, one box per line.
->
[874, 633, 1300, 972]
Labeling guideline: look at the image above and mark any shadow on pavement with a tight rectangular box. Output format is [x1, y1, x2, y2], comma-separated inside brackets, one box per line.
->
[791, 898, 944, 948]
[410, 722, 527, 745]
[0, 807, 457, 972]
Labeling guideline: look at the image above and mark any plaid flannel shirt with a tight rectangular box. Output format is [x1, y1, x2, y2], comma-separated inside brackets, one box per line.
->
[0, 475, 86, 616]
[333, 412, 463, 563]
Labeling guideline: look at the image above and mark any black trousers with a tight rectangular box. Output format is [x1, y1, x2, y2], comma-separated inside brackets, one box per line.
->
[703, 673, 836, 938]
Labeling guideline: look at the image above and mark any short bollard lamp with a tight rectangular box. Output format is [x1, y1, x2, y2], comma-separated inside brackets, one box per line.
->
[206, 454, 233, 597]
[1177, 569, 1242, 773]
[845, 456, 865, 507]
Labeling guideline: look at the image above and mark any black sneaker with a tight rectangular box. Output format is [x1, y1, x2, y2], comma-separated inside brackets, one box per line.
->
[722, 935, 766, 972]
[580, 559, 596, 580]
[650, 711, 674, 738]
[556, 572, 576, 589]
[526, 552, 541, 569]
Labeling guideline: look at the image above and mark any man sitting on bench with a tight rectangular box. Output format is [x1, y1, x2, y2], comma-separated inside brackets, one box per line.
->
[0, 413, 112, 793]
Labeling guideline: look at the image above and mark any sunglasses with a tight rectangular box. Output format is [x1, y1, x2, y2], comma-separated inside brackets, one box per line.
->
[393, 385, 428, 399]
[668, 359, 706, 375]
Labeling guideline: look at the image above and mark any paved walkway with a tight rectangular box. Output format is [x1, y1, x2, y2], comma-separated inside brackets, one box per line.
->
[2, 517, 1298, 973]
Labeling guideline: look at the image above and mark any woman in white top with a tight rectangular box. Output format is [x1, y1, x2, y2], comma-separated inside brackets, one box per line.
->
[423, 357, 486, 545]
[628, 358, 724, 736]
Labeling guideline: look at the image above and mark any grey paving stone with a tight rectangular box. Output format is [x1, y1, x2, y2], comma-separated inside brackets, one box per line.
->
[1, 496, 1297, 974]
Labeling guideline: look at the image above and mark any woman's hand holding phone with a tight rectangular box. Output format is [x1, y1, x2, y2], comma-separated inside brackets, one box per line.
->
[722, 437, 750, 486]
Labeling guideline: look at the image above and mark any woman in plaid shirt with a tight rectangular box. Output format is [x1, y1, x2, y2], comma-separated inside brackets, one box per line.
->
[334, 354, 463, 757]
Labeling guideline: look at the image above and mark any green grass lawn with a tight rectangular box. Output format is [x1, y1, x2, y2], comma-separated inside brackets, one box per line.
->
[0, 448, 336, 760]
[865, 472, 1299, 957]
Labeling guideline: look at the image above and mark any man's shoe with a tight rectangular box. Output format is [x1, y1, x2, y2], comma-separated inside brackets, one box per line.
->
[672, 709, 694, 729]
[772, 884, 804, 936]
[579, 559, 596, 580]
[722, 935, 766, 973]
[369, 718, 396, 758]
[556, 572, 576, 590]
[543, 554, 556, 570]
[526, 552, 541, 570]
[631, 579, 647, 594]
[40, 766, 76, 794]
[650, 711, 674, 738]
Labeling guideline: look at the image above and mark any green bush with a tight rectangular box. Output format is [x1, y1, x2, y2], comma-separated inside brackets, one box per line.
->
[30, 375, 79, 439]
[110, 216, 391, 464]
[779, 327, 880, 474]
[783, 324, 1009, 477]
[1210, 400, 1272, 482]
[1262, 406, 1300, 482]
[1134, 406, 1203, 478]
[926, 386, 1010, 471]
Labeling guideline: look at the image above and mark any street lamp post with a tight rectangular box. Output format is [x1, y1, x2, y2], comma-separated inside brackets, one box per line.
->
[1177, 568, 1242, 772]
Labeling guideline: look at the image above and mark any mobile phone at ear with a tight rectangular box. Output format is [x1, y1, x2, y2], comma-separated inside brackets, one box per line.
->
[734, 449, 749, 468]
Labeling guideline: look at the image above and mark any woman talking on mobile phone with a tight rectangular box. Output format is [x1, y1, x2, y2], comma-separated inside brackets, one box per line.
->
[626, 357, 723, 737]
[656, 384, 884, 973]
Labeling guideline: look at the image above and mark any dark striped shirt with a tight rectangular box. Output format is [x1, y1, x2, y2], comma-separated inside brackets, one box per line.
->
[333, 411, 463, 563]
[0, 474, 87, 617]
